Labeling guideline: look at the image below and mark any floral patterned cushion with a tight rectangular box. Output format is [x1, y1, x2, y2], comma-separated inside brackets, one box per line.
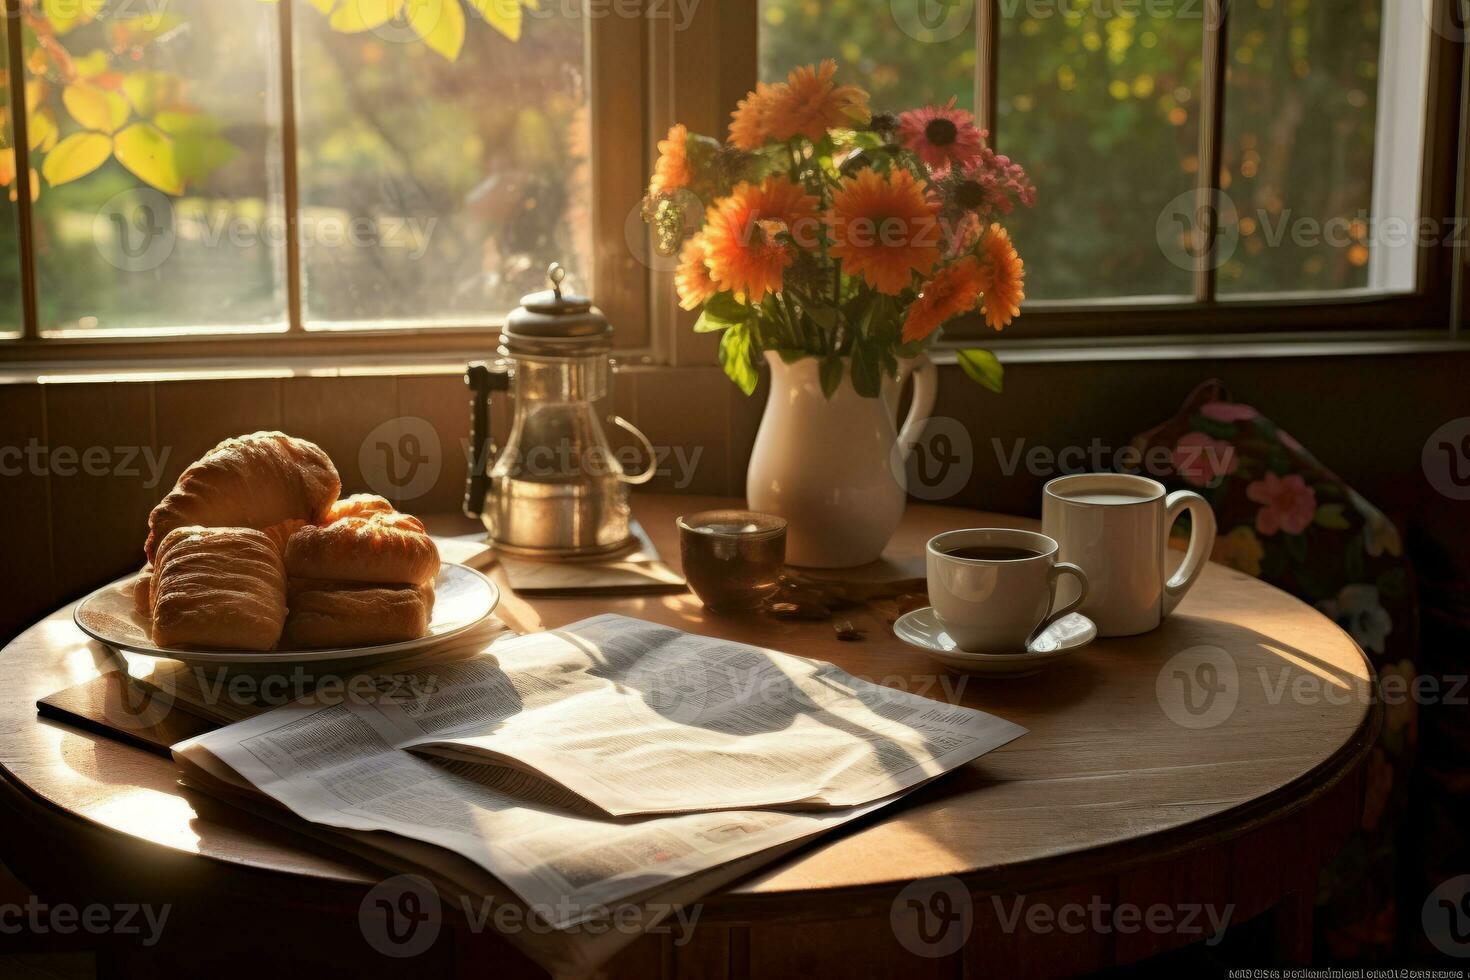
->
[1131, 379, 1419, 960]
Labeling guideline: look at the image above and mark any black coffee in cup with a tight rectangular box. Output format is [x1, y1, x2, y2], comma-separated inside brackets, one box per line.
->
[942, 545, 1043, 562]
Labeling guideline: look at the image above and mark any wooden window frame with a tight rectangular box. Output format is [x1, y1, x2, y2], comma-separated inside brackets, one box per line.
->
[3, 0, 1467, 367]
[1, 0, 652, 363]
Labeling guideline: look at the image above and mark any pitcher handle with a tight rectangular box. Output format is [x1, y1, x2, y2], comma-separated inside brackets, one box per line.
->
[611, 415, 658, 485]
[895, 354, 939, 462]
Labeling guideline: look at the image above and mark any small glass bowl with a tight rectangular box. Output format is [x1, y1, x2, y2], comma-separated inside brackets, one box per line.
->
[677, 510, 787, 612]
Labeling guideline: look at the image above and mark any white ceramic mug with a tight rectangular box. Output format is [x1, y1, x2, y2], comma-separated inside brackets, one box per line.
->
[1042, 474, 1217, 637]
[926, 528, 1089, 654]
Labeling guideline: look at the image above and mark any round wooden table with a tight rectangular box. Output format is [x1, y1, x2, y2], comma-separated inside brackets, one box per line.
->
[0, 495, 1377, 978]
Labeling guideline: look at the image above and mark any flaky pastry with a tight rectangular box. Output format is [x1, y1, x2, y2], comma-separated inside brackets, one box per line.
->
[281, 586, 431, 650]
[145, 432, 340, 563]
[284, 514, 440, 586]
[151, 527, 288, 651]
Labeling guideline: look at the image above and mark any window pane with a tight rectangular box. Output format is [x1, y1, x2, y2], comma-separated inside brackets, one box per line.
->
[1, 20, 23, 335]
[294, 6, 591, 328]
[26, 0, 288, 333]
[760, 0, 977, 112]
[1218, 0, 1383, 294]
[998, 3, 1203, 301]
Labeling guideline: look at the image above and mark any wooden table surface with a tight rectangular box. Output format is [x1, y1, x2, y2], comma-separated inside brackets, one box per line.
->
[0, 494, 1378, 977]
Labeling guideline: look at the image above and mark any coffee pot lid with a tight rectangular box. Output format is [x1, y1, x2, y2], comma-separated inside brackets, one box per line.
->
[503, 264, 612, 355]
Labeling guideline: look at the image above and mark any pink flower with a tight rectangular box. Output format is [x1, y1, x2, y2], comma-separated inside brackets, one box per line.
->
[1246, 472, 1318, 536]
[898, 100, 986, 173]
[1200, 401, 1258, 423]
[1172, 432, 1238, 487]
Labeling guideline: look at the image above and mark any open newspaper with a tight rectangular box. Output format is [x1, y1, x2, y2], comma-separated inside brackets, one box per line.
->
[174, 615, 1025, 971]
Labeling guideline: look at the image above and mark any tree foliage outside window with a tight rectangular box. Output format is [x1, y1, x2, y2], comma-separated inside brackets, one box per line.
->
[761, 0, 1383, 302]
[0, 0, 586, 332]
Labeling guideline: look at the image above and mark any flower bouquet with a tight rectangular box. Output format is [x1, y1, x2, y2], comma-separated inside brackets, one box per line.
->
[642, 60, 1036, 399]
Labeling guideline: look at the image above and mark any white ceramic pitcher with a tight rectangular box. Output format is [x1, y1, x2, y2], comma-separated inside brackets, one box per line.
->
[747, 351, 938, 568]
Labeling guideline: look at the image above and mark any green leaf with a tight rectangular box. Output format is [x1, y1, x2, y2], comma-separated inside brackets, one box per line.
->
[1314, 503, 1351, 531]
[850, 339, 882, 398]
[704, 291, 753, 325]
[719, 323, 758, 396]
[957, 349, 1004, 394]
[470, 0, 522, 41]
[42, 132, 111, 187]
[819, 356, 844, 399]
[113, 123, 184, 195]
[806, 305, 838, 331]
[692, 310, 730, 334]
[775, 348, 807, 364]
[408, 0, 466, 61]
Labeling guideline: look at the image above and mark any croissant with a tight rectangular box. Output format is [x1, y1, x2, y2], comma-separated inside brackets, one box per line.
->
[281, 585, 432, 650]
[326, 494, 396, 522]
[145, 432, 340, 563]
[285, 514, 440, 586]
[151, 527, 288, 652]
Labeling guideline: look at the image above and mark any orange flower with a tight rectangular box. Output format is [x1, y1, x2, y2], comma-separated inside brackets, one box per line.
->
[978, 224, 1025, 330]
[902, 257, 984, 343]
[650, 123, 691, 193]
[828, 168, 941, 295]
[767, 60, 871, 142]
[704, 177, 820, 303]
[729, 81, 783, 151]
[675, 235, 719, 311]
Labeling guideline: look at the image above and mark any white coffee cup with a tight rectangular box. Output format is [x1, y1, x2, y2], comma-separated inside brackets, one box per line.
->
[926, 528, 1089, 654]
[1042, 473, 1217, 637]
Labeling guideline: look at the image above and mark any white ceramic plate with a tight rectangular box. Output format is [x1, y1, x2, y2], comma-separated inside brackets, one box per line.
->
[74, 564, 499, 668]
[893, 607, 1097, 676]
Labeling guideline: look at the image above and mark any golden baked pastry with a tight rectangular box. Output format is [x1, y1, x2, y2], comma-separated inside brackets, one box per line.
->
[262, 519, 308, 556]
[326, 494, 396, 522]
[145, 432, 340, 563]
[284, 514, 440, 586]
[132, 566, 153, 620]
[286, 577, 435, 612]
[281, 586, 431, 650]
[151, 527, 288, 651]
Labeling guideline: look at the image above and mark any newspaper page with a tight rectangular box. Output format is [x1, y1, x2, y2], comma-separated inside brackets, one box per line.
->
[173, 615, 1024, 928]
[174, 696, 904, 931]
[387, 614, 1026, 816]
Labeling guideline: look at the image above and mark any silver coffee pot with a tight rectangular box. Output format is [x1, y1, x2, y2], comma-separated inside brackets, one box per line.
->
[464, 264, 655, 557]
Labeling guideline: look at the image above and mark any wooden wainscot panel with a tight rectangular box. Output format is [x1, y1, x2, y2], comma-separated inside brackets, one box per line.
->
[152, 378, 285, 499]
[44, 381, 156, 601]
[282, 375, 402, 498]
[0, 384, 54, 639]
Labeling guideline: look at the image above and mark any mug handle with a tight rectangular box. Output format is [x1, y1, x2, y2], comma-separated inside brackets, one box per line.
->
[1162, 490, 1218, 616]
[1032, 561, 1089, 644]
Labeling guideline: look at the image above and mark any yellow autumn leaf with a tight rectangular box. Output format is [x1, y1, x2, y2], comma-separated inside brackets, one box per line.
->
[0, 148, 14, 187]
[71, 50, 112, 80]
[42, 132, 112, 187]
[114, 123, 184, 195]
[9, 169, 40, 203]
[470, 0, 521, 41]
[408, 0, 466, 61]
[330, 0, 404, 32]
[43, 0, 106, 35]
[28, 110, 56, 152]
[64, 84, 129, 135]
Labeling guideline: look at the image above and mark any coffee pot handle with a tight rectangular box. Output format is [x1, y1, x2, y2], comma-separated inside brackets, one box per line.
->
[463, 362, 511, 520]
[610, 415, 658, 485]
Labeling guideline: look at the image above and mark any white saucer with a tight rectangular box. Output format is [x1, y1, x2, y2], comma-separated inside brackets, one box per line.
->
[893, 608, 1097, 676]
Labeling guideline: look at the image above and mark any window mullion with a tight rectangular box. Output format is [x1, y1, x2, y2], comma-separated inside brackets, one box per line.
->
[275, 0, 304, 333]
[1195, 0, 1232, 303]
[4, 0, 39, 340]
[977, 0, 999, 140]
